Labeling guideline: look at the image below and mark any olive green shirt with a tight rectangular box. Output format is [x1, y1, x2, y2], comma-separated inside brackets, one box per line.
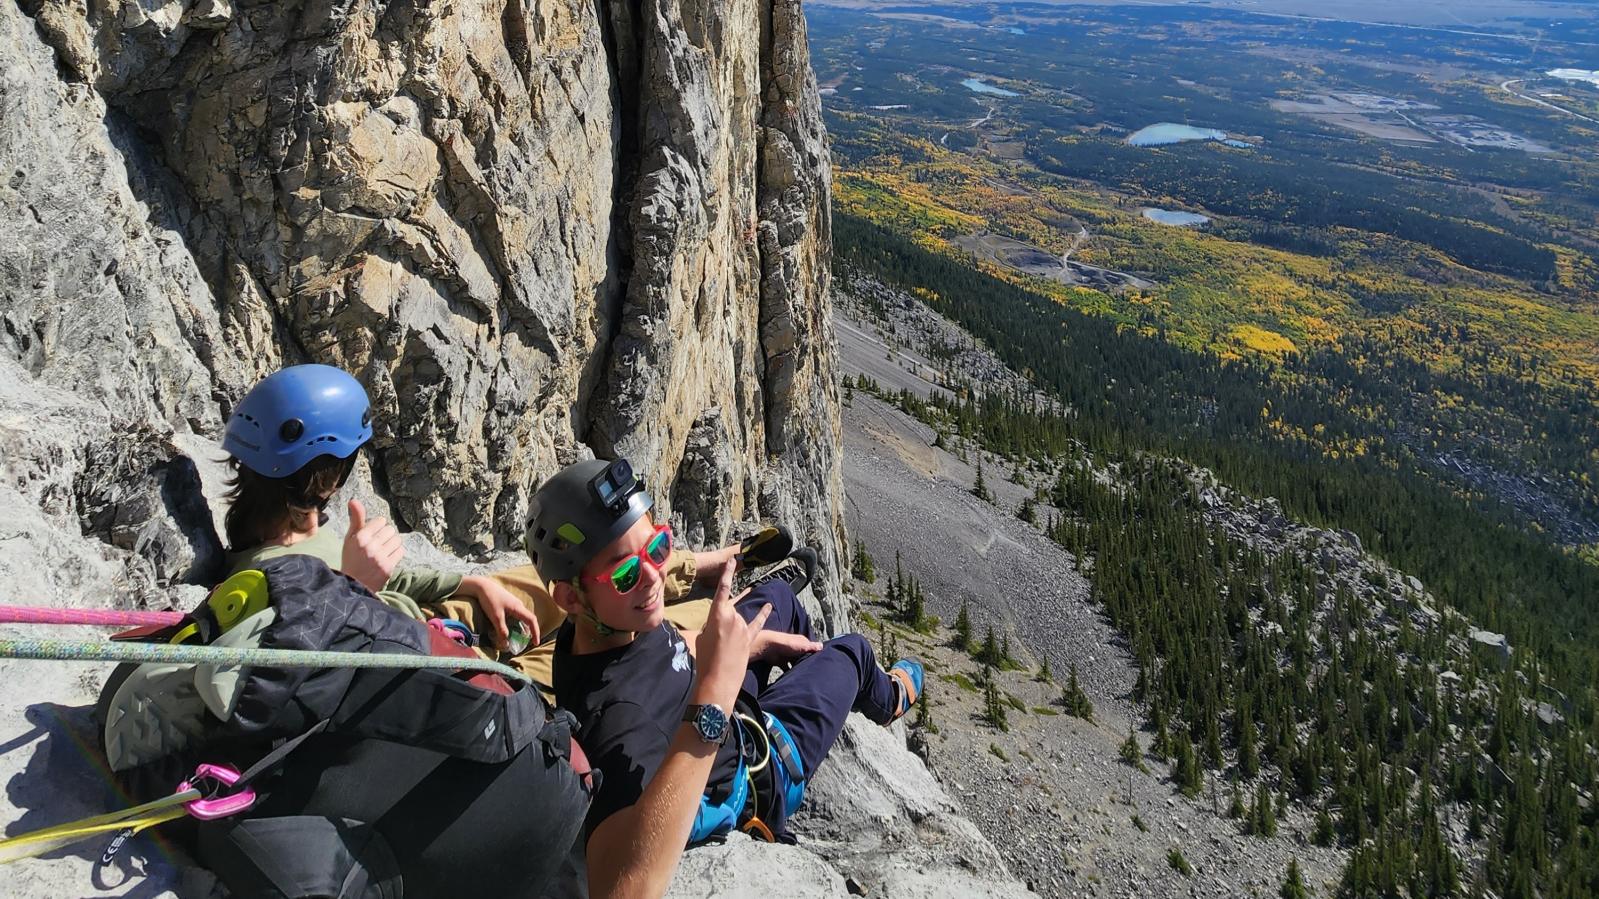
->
[223, 528, 463, 621]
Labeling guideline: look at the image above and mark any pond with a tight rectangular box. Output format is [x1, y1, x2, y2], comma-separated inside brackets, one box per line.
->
[1127, 123, 1227, 146]
[1548, 68, 1599, 87]
[962, 78, 1020, 97]
[1142, 207, 1211, 227]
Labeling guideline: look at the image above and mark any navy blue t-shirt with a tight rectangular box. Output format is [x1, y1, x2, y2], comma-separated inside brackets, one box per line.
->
[552, 621, 742, 839]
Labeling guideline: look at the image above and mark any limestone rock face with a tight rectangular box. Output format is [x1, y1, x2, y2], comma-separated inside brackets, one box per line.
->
[0, 0, 1027, 895]
[6, 0, 842, 615]
[668, 836, 853, 899]
[668, 717, 1038, 899]
[2, 0, 235, 609]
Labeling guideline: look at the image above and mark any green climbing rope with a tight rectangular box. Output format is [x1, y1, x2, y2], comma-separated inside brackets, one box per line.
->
[0, 636, 531, 684]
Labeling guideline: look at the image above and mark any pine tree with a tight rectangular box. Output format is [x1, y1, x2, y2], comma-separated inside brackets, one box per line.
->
[914, 687, 938, 735]
[1280, 859, 1308, 899]
[1204, 713, 1223, 770]
[1017, 495, 1037, 524]
[1120, 728, 1147, 772]
[1151, 706, 1172, 762]
[982, 663, 1009, 732]
[851, 539, 876, 584]
[972, 457, 991, 501]
[1175, 733, 1203, 798]
[902, 576, 926, 630]
[890, 551, 906, 613]
[1036, 655, 1053, 683]
[1249, 782, 1277, 837]
[979, 625, 1000, 666]
[953, 601, 973, 652]
[1239, 713, 1260, 779]
[1228, 779, 1246, 819]
[1062, 664, 1095, 721]
[1312, 806, 1335, 847]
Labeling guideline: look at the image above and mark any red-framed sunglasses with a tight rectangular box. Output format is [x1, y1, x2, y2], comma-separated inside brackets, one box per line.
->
[581, 524, 673, 594]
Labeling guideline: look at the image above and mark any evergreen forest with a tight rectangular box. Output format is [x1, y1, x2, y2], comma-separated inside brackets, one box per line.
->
[836, 212, 1599, 897]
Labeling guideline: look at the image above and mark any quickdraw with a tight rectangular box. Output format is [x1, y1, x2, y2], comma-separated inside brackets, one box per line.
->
[0, 762, 256, 865]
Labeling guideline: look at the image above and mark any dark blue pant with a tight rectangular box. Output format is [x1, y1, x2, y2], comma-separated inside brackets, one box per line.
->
[733, 582, 900, 789]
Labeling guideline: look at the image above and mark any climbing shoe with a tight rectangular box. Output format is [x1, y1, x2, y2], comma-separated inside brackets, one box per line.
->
[747, 546, 817, 596]
[888, 658, 924, 721]
[739, 525, 795, 568]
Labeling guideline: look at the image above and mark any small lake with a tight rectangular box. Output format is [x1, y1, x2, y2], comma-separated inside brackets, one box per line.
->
[962, 78, 1020, 97]
[1548, 68, 1599, 87]
[1142, 207, 1211, 227]
[1127, 123, 1227, 146]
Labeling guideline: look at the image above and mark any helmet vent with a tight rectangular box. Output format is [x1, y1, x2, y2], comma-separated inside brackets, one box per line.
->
[279, 419, 304, 442]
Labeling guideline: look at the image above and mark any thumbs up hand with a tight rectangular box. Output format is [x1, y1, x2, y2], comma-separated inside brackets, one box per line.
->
[341, 498, 405, 593]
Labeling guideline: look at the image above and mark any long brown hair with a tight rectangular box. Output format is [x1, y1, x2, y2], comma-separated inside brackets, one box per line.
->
[223, 454, 358, 551]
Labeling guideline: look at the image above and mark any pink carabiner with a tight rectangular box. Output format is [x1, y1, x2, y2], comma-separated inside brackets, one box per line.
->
[179, 764, 257, 820]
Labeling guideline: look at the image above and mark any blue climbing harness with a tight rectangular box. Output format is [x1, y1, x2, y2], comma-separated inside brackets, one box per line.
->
[689, 708, 807, 844]
[765, 713, 807, 816]
[689, 719, 752, 843]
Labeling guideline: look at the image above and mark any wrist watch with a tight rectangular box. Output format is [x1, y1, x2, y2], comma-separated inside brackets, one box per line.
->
[683, 703, 730, 745]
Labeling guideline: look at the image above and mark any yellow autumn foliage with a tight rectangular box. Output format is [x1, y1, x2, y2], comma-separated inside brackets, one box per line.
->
[830, 125, 1599, 393]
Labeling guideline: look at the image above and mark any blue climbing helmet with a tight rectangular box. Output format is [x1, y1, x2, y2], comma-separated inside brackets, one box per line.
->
[222, 365, 374, 478]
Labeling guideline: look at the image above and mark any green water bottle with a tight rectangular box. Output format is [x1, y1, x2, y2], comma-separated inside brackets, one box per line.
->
[507, 619, 532, 655]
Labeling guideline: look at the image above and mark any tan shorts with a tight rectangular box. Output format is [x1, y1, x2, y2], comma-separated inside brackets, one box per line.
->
[426, 551, 711, 702]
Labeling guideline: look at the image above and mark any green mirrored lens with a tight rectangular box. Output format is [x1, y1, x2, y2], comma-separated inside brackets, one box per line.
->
[610, 556, 642, 593]
[646, 529, 671, 565]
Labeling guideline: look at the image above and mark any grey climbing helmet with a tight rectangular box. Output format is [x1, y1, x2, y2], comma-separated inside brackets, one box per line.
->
[525, 458, 654, 583]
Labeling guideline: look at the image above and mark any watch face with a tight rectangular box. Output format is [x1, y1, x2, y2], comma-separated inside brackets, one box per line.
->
[697, 705, 728, 741]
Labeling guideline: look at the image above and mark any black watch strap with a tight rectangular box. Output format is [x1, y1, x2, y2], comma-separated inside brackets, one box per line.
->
[683, 703, 729, 745]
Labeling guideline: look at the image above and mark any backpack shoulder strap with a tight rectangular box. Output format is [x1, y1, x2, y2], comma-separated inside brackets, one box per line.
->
[330, 666, 550, 764]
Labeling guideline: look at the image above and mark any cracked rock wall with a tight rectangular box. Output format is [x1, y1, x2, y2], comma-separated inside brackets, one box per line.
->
[4, 0, 844, 617]
[0, 3, 1049, 895]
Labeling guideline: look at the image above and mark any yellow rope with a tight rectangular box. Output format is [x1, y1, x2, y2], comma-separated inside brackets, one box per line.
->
[0, 789, 201, 864]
